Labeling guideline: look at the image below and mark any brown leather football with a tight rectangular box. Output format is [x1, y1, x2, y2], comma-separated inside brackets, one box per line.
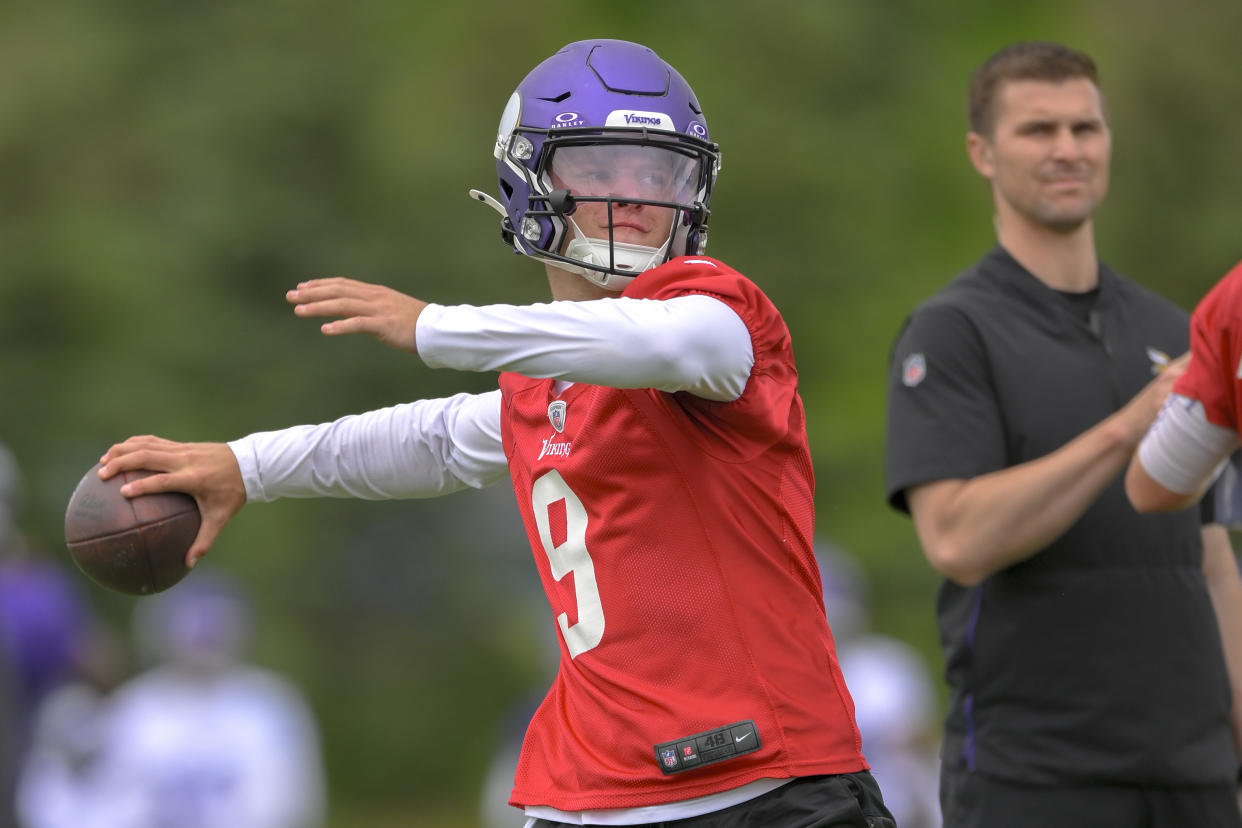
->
[64, 463, 199, 595]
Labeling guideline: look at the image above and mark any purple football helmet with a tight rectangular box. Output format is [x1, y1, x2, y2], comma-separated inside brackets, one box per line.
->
[470, 40, 721, 290]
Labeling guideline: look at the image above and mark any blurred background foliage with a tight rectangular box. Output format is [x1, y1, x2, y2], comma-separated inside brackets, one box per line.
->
[3, 0, 1240, 824]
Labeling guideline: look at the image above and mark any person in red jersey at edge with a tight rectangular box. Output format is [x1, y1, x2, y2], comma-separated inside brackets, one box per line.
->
[97, 40, 893, 828]
[1126, 259, 1242, 790]
[1128, 259, 1242, 513]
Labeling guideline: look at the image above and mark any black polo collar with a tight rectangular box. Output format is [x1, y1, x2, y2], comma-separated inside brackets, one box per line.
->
[976, 244, 1122, 329]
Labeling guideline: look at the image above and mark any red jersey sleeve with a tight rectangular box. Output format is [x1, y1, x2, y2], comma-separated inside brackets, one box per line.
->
[1174, 261, 1242, 432]
[623, 256, 799, 457]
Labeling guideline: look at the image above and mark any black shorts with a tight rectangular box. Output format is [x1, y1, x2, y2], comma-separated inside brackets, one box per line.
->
[941, 766, 1242, 828]
[526, 770, 895, 828]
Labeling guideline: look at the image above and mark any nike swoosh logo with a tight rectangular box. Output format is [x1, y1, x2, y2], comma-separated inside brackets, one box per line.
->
[735, 733, 752, 743]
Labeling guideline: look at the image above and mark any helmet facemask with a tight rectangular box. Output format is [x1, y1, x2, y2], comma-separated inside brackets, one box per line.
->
[528, 139, 712, 288]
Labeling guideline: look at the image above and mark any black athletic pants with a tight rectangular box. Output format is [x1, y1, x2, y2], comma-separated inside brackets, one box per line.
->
[526, 771, 896, 828]
[941, 766, 1242, 828]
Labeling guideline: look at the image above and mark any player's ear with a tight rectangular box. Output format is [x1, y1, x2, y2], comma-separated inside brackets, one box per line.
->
[966, 131, 995, 179]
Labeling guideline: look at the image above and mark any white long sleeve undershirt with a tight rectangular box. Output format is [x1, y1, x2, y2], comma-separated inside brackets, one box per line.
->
[229, 390, 509, 502]
[416, 294, 752, 400]
[229, 294, 753, 503]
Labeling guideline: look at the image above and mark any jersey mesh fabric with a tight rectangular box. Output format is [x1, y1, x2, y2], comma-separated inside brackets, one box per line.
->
[500, 257, 865, 813]
[1176, 260, 1242, 430]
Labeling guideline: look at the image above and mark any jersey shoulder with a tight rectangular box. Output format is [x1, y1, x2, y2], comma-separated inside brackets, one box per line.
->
[628, 256, 792, 363]
[626, 256, 767, 308]
[1192, 260, 1242, 331]
[1174, 261, 1242, 411]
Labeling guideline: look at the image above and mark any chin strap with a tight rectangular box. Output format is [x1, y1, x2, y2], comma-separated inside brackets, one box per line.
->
[561, 216, 669, 288]
[467, 188, 671, 290]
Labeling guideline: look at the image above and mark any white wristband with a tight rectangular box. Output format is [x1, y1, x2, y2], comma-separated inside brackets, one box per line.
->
[1137, 394, 1238, 494]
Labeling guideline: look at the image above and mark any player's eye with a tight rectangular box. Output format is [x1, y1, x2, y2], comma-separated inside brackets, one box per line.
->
[639, 171, 670, 188]
[568, 169, 612, 194]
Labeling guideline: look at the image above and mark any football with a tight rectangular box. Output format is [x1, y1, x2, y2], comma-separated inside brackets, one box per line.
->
[64, 462, 199, 595]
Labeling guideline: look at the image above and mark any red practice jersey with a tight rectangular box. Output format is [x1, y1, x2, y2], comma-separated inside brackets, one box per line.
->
[499, 256, 866, 813]
[1175, 260, 1242, 430]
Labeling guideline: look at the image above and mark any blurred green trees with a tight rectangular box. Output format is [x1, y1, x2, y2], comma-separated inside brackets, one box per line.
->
[3, 1, 1240, 824]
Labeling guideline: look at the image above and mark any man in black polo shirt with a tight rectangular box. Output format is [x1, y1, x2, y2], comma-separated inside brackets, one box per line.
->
[884, 41, 1242, 827]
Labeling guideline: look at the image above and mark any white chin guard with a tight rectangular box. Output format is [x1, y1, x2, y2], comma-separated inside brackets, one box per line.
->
[557, 219, 672, 290]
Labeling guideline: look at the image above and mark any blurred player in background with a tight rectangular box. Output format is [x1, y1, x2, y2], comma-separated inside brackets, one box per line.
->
[0, 443, 119, 828]
[98, 39, 893, 827]
[884, 41, 1242, 827]
[13, 679, 110, 828]
[16, 569, 326, 828]
[478, 612, 559, 828]
[478, 679, 548, 828]
[0, 443, 20, 828]
[0, 660, 14, 828]
[815, 545, 941, 828]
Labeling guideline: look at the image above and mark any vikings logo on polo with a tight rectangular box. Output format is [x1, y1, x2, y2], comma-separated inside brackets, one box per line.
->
[548, 400, 567, 433]
[1146, 346, 1171, 376]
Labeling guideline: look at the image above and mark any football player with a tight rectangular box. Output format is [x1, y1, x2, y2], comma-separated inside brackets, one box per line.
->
[98, 40, 892, 827]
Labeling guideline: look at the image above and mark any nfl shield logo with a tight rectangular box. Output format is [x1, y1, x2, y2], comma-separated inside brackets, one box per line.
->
[902, 353, 926, 387]
[661, 747, 678, 769]
[548, 400, 567, 433]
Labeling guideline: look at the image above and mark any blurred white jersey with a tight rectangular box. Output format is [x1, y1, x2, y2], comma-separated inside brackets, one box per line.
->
[19, 668, 325, 828]
[837, 634, 941, 828]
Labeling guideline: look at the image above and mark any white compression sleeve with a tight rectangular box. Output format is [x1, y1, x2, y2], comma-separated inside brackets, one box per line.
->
[415, 294, 754, 402]
[1137, 393, 1239, 494]
[228, 390, 507, 502]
